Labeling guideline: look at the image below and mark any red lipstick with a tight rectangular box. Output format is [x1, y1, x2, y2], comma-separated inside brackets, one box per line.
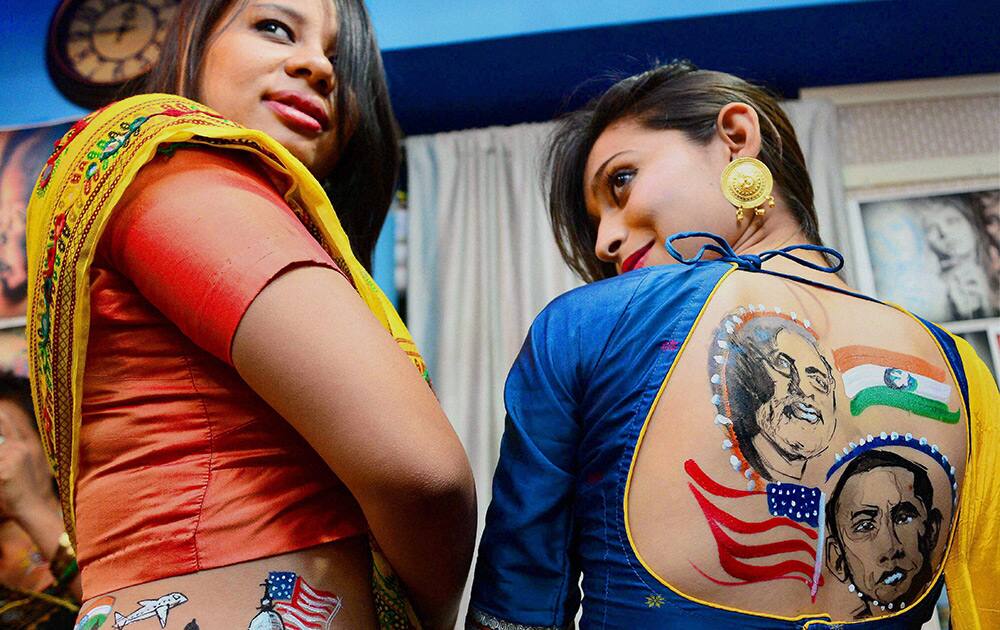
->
[621, 240, 656, 273]
[264, 91, 330, 134]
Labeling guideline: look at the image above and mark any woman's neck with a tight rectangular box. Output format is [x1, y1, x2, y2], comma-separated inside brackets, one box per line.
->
[728, 207, 853, 291]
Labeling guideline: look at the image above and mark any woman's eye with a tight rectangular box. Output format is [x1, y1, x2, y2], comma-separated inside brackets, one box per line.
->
[608, 169, 635, 202]
[256, 19, 294, 41]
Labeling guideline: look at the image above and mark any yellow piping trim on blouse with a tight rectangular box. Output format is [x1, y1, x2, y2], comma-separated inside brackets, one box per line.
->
[621, 270, 971, 625]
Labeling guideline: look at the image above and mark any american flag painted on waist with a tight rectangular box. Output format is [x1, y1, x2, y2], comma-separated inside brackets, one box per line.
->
[266, 571, 343, 630]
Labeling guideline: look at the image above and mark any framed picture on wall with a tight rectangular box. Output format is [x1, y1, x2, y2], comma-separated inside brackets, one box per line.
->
[0, 121, 74, 325]
[953, 327, 998, 378]
[0, 325, 28, 379]
[846, 185, 999, 324]
[846, 183, 1000, 380]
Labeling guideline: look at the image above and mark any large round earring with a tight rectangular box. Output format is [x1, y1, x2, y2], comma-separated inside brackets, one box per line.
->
[721, 157, 776, 222]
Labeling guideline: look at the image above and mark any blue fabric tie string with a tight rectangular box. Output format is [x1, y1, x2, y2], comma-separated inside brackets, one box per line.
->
[664, 231, 845, 274]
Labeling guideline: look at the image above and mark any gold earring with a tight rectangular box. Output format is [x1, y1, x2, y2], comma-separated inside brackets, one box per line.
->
[721, 157, 775, 222]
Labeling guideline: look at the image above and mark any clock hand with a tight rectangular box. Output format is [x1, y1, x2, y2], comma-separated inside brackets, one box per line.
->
[117, 5, 137, 41]
[90, 24, 136, 36]
[116, 22, 132, 42]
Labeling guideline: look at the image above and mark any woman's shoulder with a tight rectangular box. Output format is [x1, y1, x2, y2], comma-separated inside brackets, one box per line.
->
[126, 145, 277, 197]
[107, 147, 287, 243]
[541, 261, 730, 322]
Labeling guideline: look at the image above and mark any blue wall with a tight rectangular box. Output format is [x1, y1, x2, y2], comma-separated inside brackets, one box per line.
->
[365, 0, 873, 50]
[0, 0, 877, 128]
[0, 0, 89, 128]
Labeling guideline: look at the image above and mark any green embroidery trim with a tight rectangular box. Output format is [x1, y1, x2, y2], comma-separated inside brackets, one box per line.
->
[850, 387, 960, 423]
[371, 557, 415, 629]
[157, 141, 202, 157]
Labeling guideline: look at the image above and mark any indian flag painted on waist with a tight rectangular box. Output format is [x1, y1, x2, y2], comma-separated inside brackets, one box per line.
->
[834, 345, 960, 424]
[74, 596, 116, 630]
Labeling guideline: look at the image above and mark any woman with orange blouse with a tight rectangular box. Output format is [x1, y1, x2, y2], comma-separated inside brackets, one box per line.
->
[26, 1, 476, 628]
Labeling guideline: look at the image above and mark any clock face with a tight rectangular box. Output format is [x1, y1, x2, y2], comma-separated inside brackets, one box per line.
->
[47, 0, 180, 107]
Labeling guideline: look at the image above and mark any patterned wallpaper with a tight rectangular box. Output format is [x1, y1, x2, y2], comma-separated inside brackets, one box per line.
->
[838, 94, 1000, 165]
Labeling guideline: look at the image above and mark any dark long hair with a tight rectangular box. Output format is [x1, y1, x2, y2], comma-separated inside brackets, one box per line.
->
[546, 61, 819, 283]
[140, 0, 399, 270]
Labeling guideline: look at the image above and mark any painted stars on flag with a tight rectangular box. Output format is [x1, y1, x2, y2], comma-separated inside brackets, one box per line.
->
[766, 482, 822, 528]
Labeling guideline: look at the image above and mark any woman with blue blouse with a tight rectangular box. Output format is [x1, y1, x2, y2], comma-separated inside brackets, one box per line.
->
[468, 62, 998, 630]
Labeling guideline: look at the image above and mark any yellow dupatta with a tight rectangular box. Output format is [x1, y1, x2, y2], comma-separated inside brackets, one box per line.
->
[26, 94, 423, 626]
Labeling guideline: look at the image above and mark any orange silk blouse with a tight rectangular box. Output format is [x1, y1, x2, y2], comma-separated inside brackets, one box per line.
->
[74, 148, 366, 596]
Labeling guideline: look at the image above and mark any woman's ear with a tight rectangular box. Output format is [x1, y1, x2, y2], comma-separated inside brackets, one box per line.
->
[716, 102, 762, 160]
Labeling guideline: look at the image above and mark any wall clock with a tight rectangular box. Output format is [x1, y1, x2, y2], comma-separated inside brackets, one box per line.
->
[46, 0, 179, 109]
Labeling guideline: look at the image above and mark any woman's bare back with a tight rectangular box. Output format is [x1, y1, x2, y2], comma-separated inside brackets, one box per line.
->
[628, 267, 967, 622]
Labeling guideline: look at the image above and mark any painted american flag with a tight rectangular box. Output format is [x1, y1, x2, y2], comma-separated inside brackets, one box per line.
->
[266, 571, 343, 630]
[684, 459, 826, 597]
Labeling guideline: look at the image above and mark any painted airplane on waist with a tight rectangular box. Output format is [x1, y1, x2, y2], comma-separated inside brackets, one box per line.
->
[114, 592, 188, 629]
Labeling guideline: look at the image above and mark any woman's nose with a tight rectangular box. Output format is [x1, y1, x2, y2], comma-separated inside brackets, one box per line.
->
[594, 215, 626, 264]
[285, 49, 335, 96]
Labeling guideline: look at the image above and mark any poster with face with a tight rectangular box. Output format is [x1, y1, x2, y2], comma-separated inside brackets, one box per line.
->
[860, 189, 1000, 323]
[0, 122, 73, 319]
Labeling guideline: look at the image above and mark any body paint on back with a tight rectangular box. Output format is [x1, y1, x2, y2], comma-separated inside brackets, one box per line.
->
[834, 346, 959, 423]
[113, 593, 187, 629]
[708, 306, 839, 486]
[680, 294, 968, 618]
[823, 438, 957, 617]
[248, 571, 342, 630]
[684, 459, 824, 595]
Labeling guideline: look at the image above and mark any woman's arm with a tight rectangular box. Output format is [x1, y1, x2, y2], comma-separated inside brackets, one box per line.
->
[108, 148, 476, 627]
[232, 266, 476, 628]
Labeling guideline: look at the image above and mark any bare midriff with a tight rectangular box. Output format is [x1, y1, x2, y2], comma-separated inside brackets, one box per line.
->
[77, 538, 377, 629]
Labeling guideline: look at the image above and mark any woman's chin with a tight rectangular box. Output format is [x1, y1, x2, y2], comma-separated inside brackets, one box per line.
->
[270, 132, 336, 178]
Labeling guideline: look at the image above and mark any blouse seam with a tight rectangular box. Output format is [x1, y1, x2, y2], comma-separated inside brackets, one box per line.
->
[564, 273, 652, 623]
[582, 272, 653, 393]
[181, 350, 215, 574]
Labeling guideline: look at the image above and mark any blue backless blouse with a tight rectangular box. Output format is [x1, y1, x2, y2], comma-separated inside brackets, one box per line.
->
[468, 234, 999, 630]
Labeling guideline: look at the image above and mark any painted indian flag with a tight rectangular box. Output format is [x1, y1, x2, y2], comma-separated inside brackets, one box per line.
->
[834, 345, 960, 423]
[74, 596, 116, 630]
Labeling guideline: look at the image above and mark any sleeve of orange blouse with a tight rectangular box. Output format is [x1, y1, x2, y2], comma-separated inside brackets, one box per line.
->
[101, 147, 342, 364]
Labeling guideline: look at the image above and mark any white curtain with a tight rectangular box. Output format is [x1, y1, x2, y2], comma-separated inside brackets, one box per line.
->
[783, 98, 856, 286]
[404, 100, 847, 625]
[405, 123, 581, 610]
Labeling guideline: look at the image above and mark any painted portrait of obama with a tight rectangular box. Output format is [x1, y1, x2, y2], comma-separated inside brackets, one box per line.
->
[824, 449, 943, 618]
